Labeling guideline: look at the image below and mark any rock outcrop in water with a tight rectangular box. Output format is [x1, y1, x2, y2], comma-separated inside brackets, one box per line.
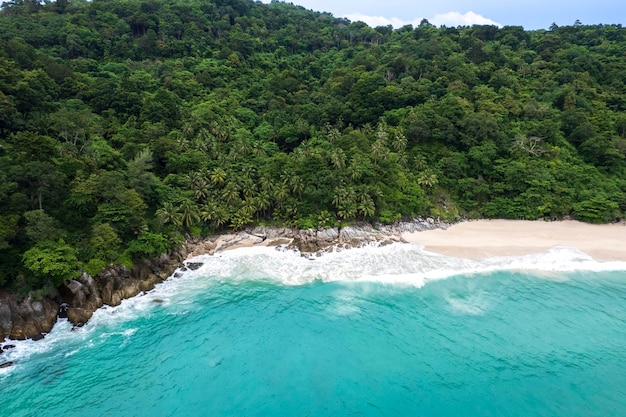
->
[0, 217, 450, 341]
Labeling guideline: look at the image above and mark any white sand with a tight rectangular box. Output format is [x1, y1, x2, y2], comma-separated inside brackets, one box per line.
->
[402, 219, 626, 261]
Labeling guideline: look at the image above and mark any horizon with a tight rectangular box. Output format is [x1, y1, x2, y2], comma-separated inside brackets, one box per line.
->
[261, 0, 625, 30]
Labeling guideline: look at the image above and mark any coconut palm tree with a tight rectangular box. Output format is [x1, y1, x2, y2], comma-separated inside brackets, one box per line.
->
[221, 182, 240, 205]
[396, 151, 408, 166]
[325, 124, 340, 144]
[200, 201, 216, 221]
[357, 194, 376, 219]
[180, 200, 200, 231]
[295, 140, 312, 161]
[187, 171, 211, 201]
[348, 155, 364, 181]
[371, 139, 389, 161]
[274, 183, 289, 206]
[210, 167, 227, 187]
[317, 210, 334, 228]
[213, 206, 230, 230]
[193, 182, 210, 201]
[417, 169, 439, 188]
[251, 141, 266, 158]
[332, 187, 357, 220]
[241, 165, 256, 181]
[230, 209, 252, 230]
[413, 154, 428, 171]
[337, 203, 357, 220]
[241, 178, 257, 199]
[259, 175, 274, 193]
[155, 202, 183, 227]
[391, 131, 407, 152]
[288, 175, 304, 196]
[255, 191, 271, 219]
[375, 120, 389, 143]
[329, 148, 346, 170]
[241, 197, 257, 217]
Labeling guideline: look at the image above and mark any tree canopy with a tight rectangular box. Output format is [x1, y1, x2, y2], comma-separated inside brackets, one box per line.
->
[0, 0, 625, 291]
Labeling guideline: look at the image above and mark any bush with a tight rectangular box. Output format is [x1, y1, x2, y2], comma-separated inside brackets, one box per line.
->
[125, 232, 171, 260]
[22, 239, 80, 287]
[573, 197, 620, 223]
[84, 258, 108, 277]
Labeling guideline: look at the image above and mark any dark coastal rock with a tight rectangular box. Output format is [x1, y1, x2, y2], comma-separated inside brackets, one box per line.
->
[71, 322, 85, 331]
[185, 262, 203, 271]
[0, 292, 58, 341]
[281, 218, 453, 255]
[289, 230, 322, 253]
[285, 225, 380, 254]
[0, 298, 11, 339]
[0, 247, 187, 340]
[62, 253, 184, 328]
[58, 303, 69, 319]
[1, 344, 16, 353]
[0, 361, 14, 368]
[31, 332, 45, 341]
[61, 273, 104, 326]
[184, 238, 217, 257]
[377, 217, 449, 234]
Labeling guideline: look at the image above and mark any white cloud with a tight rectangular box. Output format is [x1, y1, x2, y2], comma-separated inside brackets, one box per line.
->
[344, 11, 501, 29]
[344, 13, 418, 28]
[431, 11, 501, 27]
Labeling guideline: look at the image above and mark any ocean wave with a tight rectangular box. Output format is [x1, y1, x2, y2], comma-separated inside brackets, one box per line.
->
[183, 243, 626, 286]
[2, 242, 624, 369]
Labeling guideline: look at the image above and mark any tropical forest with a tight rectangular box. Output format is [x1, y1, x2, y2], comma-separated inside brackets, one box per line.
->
[1, 0, 625, 293]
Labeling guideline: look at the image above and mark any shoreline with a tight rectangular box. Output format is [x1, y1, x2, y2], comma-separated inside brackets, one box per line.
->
[401, 219, 626, 261]
[2, 218, 625, 343]
[183, 218, 447, 258]
[190, 219, 626, 262]
[0, 218, 444, 342]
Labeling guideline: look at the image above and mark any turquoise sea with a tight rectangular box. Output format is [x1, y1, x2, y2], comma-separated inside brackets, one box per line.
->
[2, 244, 626, 417]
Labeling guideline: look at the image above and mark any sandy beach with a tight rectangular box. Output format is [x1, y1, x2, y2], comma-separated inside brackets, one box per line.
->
[402, 219, 626, 261]
[187, 219, 626, 262]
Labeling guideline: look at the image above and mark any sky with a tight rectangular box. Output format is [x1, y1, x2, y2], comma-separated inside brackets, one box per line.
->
[261, 0, 625, 30]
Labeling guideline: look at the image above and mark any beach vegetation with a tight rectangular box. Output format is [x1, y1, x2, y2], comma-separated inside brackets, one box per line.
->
[0, 0, 625, 292]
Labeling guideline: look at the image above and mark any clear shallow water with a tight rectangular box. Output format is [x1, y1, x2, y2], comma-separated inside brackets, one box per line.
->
[2, 244, 626, 417]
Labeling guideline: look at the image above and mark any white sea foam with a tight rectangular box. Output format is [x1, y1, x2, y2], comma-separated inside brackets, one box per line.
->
[182, 243, 626, 287]
[2, 242, 624, 370]
[1, 319, 74, 376]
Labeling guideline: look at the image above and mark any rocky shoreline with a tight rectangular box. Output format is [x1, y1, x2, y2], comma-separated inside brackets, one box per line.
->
[0, 217, 449, 345]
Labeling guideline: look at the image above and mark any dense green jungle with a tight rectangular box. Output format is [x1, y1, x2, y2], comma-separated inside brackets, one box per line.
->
[0, 0, 625, 293]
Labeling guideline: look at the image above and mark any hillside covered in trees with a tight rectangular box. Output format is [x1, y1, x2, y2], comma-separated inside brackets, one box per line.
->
[1, 0, 625, 293]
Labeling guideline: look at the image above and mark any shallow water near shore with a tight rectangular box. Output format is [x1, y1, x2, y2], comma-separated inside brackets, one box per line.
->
[2, 244, 626, 417]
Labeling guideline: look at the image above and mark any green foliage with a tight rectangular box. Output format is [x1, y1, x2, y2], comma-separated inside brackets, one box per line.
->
[0, 0, 625, 291]
[126, 232, 171, 260]
[22, 239, 80, 287]
[573, 196, 620, 223]
[0, 214, 19, 250]
[89, 223, 122, 262]
[84, 258, 108, 277]
[378, 210, 402, 224]
[128, 148, 159, 201]
[24, 210, 64, 243]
